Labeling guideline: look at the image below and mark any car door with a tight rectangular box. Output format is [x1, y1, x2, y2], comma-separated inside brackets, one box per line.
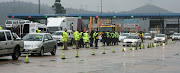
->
[43, 35, 49, 52]
[0, 31, 8, 55]
[5, 31, 14, 54]
[47, 34, 54, 52]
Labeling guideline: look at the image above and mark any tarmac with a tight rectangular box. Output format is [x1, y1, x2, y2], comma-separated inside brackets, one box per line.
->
[0, 40, 180, 73]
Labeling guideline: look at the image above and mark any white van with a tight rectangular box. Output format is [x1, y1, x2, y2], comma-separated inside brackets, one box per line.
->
[5, 20, 19, 28]
[47, 17, 78, 33]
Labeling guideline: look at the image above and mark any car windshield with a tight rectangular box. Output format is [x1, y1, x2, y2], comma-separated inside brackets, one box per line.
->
[121, 34, 129, 36]
[174, 34, 180, 36]
[126, 36, 138, 39]
[156, 34, 165, 37]
[53, 32, 63, 35]
[23, 34, 43, 41]
[145, 34, 150, 36]
[6, 21, 12, 24]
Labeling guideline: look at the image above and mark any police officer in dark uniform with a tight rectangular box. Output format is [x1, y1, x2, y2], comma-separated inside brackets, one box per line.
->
[106, 31, 110, 46]
[102, 31, 107, 46]
[90, 30, 94, 47]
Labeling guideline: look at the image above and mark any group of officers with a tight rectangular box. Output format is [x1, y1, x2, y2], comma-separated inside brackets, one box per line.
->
[62, 28, 120, 50]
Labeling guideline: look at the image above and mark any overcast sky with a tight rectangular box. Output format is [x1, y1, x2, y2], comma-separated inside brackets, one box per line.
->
[1, 0, 180, 13]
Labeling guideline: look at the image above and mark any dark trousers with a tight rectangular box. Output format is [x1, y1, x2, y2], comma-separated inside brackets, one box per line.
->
[63, 42, 68, 50]
[95, 39, 98, 47]
[90, 38, 94, 47]
[79, 39, 84, 48]
[106, 38, 110, 46]
[102, 38, 106, 46]
[75, 40, 79, 49]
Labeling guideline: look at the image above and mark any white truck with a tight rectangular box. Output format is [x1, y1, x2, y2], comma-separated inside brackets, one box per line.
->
[47, 17, 78, 34]
[0, 30, 24, 60]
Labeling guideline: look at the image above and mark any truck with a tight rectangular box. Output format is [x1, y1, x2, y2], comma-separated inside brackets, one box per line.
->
[47, 17, 78, 34]
[0, 30, 24, 60]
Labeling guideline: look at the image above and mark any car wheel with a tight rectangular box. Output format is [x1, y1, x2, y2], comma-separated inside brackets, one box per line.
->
[38, 47, 44, 56]
[12, 47, 20, 60]
[51, 46, 56, 55]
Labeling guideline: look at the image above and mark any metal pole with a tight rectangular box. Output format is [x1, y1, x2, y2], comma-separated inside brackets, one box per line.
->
[39, 0, 40, 14]
[101, 0, 102, 14]
[178, 18, 179, 33]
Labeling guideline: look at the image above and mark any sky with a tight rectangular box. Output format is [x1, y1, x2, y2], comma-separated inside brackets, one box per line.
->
[1, 0, 180, 13]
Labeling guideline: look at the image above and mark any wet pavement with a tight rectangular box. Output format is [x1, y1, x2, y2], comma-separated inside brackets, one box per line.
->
[0, 40, 180, 73]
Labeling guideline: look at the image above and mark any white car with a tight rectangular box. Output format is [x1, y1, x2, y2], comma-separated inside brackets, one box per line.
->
[52, 30, 74, 46]
[172, 33, 180, 41]
[154, 34, 167, 43]
[144, 33, 152, 40]
[119, 33, 130, 42]
[123, 35, 141, 47]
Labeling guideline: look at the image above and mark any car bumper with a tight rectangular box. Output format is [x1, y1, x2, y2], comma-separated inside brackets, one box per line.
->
[123, 42, 137, 46]
[154, 40, 166, 42]
[21, 48, 41, 54]
[172, 37, 180, 40]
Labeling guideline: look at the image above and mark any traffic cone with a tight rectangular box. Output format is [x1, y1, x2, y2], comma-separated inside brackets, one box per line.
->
[102, 48, 106, 54]
[139, 44, 142, 49]
[92, 49, 95, 55]
[135, 45, 138, 50]
[165, 41, 167, 45]
[61, 51, 66, 59]
[62, 45, 64, 50]
[160, 43, 162, 46]
[149, 43, 151, 48]
[112, 47, 116, 53]
[143, 43, 145, 49]
[73, 44, 75, 49]
[122, 47, 126, 51]
[130, 45, 133, 51]
[25, 54, 29, 63]
[75, 50, 79, 58]
[147, 43, 149, 48]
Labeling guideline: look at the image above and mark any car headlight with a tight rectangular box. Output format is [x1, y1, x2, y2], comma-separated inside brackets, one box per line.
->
[123, 40, 127, 43]
[132, 41, 136, 43]
[32, 45, 40, 48]
[162, 38, 165, 40]
[154, 38, 157, 40]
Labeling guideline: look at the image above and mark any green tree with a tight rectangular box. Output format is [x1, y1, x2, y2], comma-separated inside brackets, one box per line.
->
[52, 0, 66, 14]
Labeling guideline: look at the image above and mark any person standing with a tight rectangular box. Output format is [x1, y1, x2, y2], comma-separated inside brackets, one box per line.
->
[115, 32, 119, 45]
[93, 31, 99, 48]
[75, 29, 80, 49]
[102, 31, 107, 46]
[79, 31, 84, 48]
[106, 31, 110, 46]
[84, 31, 90, 48]
[90, 30, 94, 47]
[63, 29, 69, 50]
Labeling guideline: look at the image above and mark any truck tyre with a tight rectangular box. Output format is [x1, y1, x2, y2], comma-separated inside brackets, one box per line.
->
[38, 47, 44, 56]
[51, 46, 56, 55]
[12, 47, 20, 60]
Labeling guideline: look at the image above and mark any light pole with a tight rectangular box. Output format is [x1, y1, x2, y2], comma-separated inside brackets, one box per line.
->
[101, 0, 102, 14]
[38, 0, 40, 14]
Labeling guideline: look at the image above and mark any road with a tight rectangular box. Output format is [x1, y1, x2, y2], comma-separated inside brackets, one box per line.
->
[0, 40, 180, 73]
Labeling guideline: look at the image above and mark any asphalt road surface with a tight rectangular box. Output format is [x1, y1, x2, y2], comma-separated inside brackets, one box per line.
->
[0, 40, 180, 73]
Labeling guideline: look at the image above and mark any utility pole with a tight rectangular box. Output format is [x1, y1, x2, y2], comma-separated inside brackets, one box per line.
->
[101, 0, 102, 14]
[38, 0, 40, 14]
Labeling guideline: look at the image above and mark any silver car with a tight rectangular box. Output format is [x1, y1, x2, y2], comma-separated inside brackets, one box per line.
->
[22, 33, 57, 56]
[154, 34, 167, 43]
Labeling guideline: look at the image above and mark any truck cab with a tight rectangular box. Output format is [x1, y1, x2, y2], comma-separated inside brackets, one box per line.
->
[0, 30, 24, 60]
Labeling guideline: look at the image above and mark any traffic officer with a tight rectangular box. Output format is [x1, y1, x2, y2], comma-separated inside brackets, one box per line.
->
[75, 29, 80, 49]
[106, 31, 110, 46]
[112, 32, 116, 45]
[79, 31, 84, 48]
[0, 26, 3, 29]
[93, 31, 99, 48]
[84, 31, 89, 48]
[110, 31, 114, 45]
[115, 32, 119, 45]
[72, 30, 76, 49]
[90, 30, 94, 47]
[63, 29, 69, 50]
[101, 31, 107, 46]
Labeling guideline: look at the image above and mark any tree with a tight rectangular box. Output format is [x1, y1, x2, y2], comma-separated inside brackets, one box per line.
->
[52, 0, 66, 14]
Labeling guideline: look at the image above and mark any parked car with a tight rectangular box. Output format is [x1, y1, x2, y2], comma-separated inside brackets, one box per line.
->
[119, 33, 130, 42]
[172, 33, 180, 41]
[144, 33, 152, 40]
[154, 34, 167, 43]
[123, 35, 141, 47]
[22, 33, 57, 56]
[0, 30, 24, 60]
[52, 30, 74, 46]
